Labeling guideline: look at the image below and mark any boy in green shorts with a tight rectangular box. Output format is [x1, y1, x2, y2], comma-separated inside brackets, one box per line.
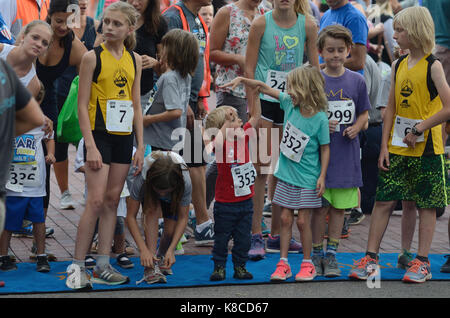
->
[350, 7, 450, 283]
[311, 25, 371, 277]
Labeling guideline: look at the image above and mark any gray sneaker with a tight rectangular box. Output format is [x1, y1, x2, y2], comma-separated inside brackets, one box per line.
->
[60, 190, 75, 210]
[157, 257, 173, 275]
[92, 264, 129, 285]
[312, 254, 324, 276]
[137, 264, 167, 285]
[323, 254, 341, 277]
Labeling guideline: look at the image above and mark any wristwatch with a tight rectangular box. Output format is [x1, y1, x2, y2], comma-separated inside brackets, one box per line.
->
[411, 124, 423, 136]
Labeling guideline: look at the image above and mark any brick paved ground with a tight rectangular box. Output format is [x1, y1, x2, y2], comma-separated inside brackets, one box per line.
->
[7, 144, 449, 263]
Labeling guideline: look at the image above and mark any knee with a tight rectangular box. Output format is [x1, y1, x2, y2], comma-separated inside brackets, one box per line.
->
[87, 197, 104, 213]
[280, 211, 293, 227]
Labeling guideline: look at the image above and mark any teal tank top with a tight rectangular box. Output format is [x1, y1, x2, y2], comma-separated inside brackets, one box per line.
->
[255, 11, 306, 102]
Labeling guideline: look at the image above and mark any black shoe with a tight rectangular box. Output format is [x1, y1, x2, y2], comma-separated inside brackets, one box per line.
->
[441, 255, 450, 273]
[210, 265, 226, 281]
[0, 256, 17, 272]
[36, 255, 50, 273]
[85, 255, 96, 270]
[348, 209, 365, 225]
[233, 265, 253, 280]
[116, 253, 134, 269]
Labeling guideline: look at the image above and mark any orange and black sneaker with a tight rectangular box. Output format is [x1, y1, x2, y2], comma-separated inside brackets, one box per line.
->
[402, 259, 432, 283]
[348, 255, 379, 280]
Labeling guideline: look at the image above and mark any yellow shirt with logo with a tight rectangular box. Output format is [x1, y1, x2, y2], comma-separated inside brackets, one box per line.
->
[388, 54, 443, 156]
[89, 43, 135, 135]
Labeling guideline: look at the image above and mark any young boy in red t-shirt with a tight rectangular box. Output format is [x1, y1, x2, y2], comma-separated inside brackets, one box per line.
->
[205, 91, 261, 281]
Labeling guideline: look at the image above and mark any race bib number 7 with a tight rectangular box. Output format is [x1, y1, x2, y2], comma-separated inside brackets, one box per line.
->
[106, 100, 134, 133]
[280, 121, 310, 163]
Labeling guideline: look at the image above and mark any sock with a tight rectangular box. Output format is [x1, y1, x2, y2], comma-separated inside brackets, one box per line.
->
[196, 219, 212, 233]
[416, 255, 429, 263]
[280, 257, 289, 264]
[96, 254, 110, 269]
[355, 207, 362, 213]
[37, 254, 47, 257]
[366, 251, 378, 260]
[312, 243, 324, 257]
[326, 237, 339, 257]
[302, 259, 313, 264]
[73, 259, 85, 271]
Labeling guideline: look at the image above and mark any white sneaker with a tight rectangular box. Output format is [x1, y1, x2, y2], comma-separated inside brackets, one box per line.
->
[66, 264, 92, 290]
[60, 190, 75, 210]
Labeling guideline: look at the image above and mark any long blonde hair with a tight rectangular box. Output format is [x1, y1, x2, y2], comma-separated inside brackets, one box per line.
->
[103, 1, 139, 51]
[393, 6, 435, 54]
[294, 0, 311, 16]
[287, 65, 328, 114]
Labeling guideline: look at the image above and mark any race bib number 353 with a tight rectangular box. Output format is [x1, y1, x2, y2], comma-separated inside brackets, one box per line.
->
[231, 162, 257, 197]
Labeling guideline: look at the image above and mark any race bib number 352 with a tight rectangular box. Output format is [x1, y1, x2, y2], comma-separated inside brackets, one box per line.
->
[280, 121, 310, 163]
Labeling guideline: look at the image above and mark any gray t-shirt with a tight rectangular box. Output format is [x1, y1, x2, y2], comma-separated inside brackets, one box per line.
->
[143, 70, 191, 150]
[129, 151, 192, 207]
[363, 54, 382, 124]
[163, 1, 206, 114]
[0, 59, 32, 199]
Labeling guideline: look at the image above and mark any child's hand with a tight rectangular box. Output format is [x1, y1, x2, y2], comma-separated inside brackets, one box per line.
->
[219, 77, 246, 91]
[378, 146, 390, 171]
[141, 55, 158, 70]
[329, 120, 339, 134]
[139, 247, 155, 268]
[316, 176, 325, 198]
[163, 250, 176, 269]
[45, 153, 56, 165]
[343, 125, 360, 139]
[133, 147, 144, 176]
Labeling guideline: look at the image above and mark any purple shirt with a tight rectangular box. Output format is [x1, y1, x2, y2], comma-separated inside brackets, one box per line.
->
[322, 69, 371, 188]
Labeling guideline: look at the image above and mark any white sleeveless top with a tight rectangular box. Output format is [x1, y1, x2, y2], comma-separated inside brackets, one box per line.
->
[0, 44, 37, 87]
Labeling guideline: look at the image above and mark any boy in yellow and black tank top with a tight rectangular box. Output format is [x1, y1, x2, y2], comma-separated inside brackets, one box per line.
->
[376, 52, 448, 210]
[89, 43, 136, 136]
[388, 53, 444, 157]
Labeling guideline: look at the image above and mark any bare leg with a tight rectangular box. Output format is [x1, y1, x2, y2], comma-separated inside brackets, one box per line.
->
[279, 208, 294, 259]
[416, 208, 436, 258]
[401, 201, 417, 251]
[296, 209, 312, 260]
[366, 200, 397, 254]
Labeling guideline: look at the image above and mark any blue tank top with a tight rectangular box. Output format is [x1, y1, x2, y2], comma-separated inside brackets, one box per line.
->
[255, 11, 305, 102]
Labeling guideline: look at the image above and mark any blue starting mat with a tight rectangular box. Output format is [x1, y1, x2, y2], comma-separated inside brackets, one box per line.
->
[0, 253, 449, 294]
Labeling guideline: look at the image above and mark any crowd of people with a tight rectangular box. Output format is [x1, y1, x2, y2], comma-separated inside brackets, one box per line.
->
[0, 0, 449, 290]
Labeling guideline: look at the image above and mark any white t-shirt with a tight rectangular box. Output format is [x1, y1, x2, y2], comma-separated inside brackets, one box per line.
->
[6, 125, 52, 197]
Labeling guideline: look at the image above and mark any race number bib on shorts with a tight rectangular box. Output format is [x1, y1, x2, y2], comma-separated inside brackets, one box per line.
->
[106, 100, 134, 133]
[327, 100, 355, 132]
[280, 121, 310, 163]
[231, 162, 257, 197]
[6, 162, 40, 192]
[392, 115, 424, 147]
[264, 70, 287, 102]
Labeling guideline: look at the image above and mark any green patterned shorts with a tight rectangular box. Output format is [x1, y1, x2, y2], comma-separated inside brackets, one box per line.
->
[376, 153, 449, 209]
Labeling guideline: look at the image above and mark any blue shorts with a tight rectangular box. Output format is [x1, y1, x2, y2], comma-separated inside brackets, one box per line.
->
[5, 197, 45, 231]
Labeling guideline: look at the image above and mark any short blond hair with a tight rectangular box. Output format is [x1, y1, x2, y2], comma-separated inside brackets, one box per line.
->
[205, 106, 235, 130]
[393, 6, 435, 54]
[287, 65, 328, 113]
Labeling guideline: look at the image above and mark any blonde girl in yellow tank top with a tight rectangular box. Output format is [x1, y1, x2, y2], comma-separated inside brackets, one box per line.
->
[66, 2, 144, 290]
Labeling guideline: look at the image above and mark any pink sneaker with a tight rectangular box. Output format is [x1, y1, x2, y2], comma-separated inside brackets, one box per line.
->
[270, 260, 292, 281]
[295, 261, 317, 282]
